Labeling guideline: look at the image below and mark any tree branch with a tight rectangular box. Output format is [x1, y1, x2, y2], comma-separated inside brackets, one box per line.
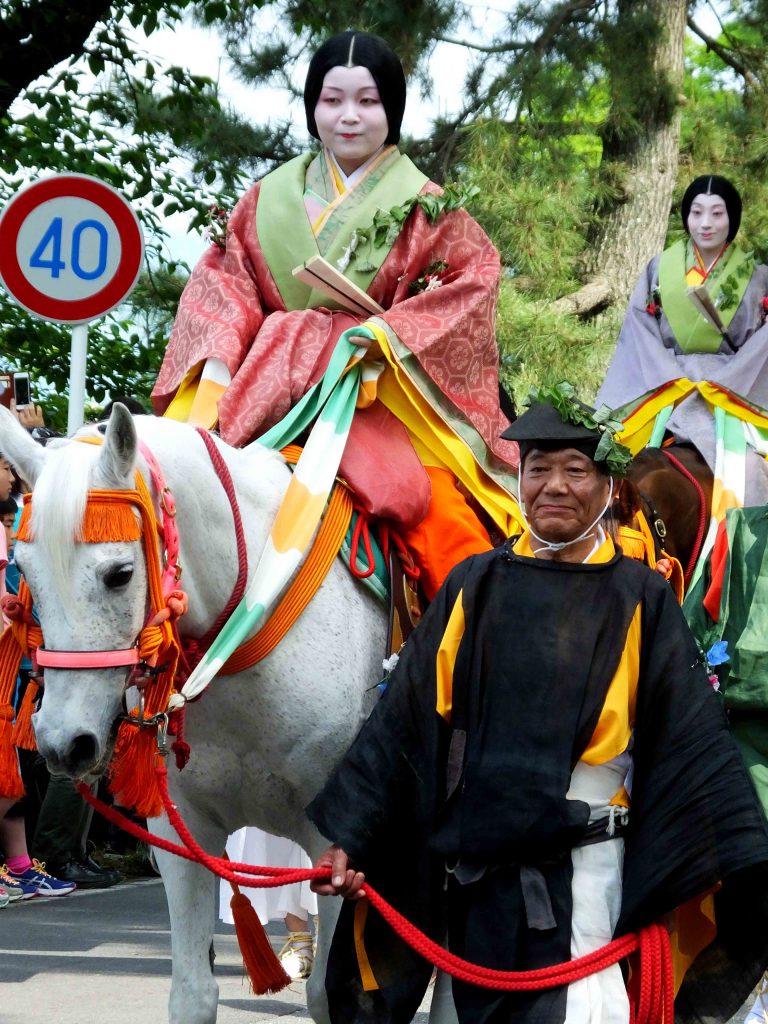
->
[438, 1, 599, 58]
[550, 276, 613, 317]
[434, 34, 527, 53]
[686, 15, 759, 87]
[0, 0, 113, 117]
[530, 0, 600, 57]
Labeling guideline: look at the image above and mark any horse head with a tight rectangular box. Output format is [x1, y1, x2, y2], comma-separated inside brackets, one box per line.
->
[0, 404, 148, 777]
[626, 444, 713, 574]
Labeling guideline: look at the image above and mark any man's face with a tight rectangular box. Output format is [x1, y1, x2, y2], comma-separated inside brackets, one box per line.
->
[0, 458, 13, 502]
[1, 512, 14, 552]
[521, 447, 610, 544]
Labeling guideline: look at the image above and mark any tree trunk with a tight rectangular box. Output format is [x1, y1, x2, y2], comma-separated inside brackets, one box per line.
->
[572, 0, 689, 313]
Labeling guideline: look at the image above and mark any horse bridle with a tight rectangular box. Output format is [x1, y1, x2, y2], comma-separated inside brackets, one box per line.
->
[638, 490, 668, 561]
[26, 438, 185, 731]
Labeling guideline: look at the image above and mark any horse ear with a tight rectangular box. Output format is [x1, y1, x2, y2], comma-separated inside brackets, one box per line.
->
[98, 404, 138, 486]
[0, 405, 48, 487]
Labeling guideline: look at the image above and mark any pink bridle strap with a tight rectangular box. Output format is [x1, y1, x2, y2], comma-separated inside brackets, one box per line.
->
[35, 647, 141, 670]
[137, 439, 180, 595]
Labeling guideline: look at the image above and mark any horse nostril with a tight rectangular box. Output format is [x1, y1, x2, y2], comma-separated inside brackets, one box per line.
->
[69, 733, 99, 769]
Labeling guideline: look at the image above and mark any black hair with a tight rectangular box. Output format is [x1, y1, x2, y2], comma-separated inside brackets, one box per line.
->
[681, 175, 742, 242]
[304, 31, 406, 146]
[0, 497, 17, 516]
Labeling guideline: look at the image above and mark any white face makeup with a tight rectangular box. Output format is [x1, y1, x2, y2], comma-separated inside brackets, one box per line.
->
[687, 192, 730, 264]
[314, 65, 389, 175]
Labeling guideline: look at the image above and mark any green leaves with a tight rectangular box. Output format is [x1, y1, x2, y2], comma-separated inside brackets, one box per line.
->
[0, 0, 253, 418]
[341, 183, 481, 273]
[524, 381, 632, 477]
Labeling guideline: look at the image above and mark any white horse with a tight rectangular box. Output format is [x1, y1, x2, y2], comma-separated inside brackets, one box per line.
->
[0, 405, 387, 1024]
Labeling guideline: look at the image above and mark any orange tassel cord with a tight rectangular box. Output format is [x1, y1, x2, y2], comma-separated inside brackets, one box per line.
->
[9, 468, 185, 817]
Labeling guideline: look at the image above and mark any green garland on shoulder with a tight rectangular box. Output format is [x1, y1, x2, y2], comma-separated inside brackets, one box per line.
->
[717, 249, 754, 313]
[525, 381, 633, 477]
[338, 184, 480, 273]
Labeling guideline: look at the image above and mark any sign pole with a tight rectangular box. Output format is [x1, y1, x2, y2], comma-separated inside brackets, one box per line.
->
[68, 323, 88, 434]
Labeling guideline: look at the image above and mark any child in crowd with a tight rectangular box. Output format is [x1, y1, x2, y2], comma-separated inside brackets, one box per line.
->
[0, 484, 76, 902]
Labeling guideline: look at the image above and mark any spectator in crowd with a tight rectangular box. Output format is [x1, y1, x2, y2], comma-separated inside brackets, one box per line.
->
[0, 476, 75, 899]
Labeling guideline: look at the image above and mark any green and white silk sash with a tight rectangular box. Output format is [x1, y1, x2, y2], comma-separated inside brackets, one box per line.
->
[172, 326, 380, 703]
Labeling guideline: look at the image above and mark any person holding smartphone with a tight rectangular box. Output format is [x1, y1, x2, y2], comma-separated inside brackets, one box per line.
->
[10, 399, 45, 434]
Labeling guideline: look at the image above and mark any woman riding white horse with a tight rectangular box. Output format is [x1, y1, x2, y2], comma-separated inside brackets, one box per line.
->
[152, 29, 522, 601]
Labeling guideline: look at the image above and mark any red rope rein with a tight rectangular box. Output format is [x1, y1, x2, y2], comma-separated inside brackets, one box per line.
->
[660, 448, 708, 586]
[76, 764, 674, 1017]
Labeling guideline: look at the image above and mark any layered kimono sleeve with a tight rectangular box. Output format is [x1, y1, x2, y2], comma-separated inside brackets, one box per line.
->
[598, 257, 768, 413]
[153, 183, 360, 431]
[153, 185, 267, 410]
[618, 577, 768, 1022]
[597, 258, 685, 410]
[368, 195, 517, 468]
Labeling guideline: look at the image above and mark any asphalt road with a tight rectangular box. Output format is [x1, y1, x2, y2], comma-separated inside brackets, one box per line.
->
[0, 877, 754, 1024]
[1, 877, 315, 1024]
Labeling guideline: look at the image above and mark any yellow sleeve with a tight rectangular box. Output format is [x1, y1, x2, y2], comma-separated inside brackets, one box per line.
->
[581, 601, 642, 766]
[435, 589, 466, 722]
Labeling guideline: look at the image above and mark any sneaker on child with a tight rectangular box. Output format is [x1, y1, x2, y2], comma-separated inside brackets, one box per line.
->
[3, 860, 76, 897]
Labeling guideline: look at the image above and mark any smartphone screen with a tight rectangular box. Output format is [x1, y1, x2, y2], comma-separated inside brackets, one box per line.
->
[13, 374, 30, 407]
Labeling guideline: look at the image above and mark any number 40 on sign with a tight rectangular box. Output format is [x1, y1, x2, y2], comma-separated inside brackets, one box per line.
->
[31, 216, 111, 282]
[0, 173, 144, 431]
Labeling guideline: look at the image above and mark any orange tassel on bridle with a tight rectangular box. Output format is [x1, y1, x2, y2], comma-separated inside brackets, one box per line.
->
[10, 462, 186, 818]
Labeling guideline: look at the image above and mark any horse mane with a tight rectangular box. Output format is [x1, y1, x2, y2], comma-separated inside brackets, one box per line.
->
[28, 439, 104, 599]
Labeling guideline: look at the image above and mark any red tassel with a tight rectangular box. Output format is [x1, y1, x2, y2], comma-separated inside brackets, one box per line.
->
[12, 680, 39, 751]
[108, 720, 162, 818]
[0, 705, 25, 800]
[230, 890, 291, 995]
[168, 706, 191, 770]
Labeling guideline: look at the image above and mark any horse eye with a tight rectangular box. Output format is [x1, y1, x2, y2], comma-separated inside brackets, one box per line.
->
[104, 565, 134, 589]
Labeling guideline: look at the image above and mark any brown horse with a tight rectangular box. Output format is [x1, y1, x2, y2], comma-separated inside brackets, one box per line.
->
[623, 445, 713, 583]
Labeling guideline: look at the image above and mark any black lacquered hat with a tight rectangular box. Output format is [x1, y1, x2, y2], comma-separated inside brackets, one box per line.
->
[501, 383, 632, 476]
[502, 400, 601, 446]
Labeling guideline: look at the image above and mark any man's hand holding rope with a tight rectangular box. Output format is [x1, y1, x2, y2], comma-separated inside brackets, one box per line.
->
[311, 845, 366, 899]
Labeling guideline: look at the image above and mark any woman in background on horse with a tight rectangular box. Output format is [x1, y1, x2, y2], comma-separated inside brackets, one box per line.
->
[598, 175, 768, 512]
[152, 29, 522, 601]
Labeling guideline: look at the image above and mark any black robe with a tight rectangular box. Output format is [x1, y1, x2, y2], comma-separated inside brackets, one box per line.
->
[308, 543, 768, 1024]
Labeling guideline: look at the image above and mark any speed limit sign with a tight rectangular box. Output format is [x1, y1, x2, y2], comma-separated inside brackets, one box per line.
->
[0, 174, 145, 433]
[0, 173, 144, 324]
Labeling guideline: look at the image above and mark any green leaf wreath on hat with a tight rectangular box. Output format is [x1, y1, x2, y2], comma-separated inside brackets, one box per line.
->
[525, 381, 633, 478]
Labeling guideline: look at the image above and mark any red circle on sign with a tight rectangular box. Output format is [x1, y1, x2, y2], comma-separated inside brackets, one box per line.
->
[0, 174, 144, 324]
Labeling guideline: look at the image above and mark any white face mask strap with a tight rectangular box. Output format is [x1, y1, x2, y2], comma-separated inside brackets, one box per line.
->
[519, 468, 614, 553]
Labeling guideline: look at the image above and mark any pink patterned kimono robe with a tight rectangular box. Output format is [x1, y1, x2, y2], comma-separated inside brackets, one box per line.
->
[152, 158, 516, 528]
